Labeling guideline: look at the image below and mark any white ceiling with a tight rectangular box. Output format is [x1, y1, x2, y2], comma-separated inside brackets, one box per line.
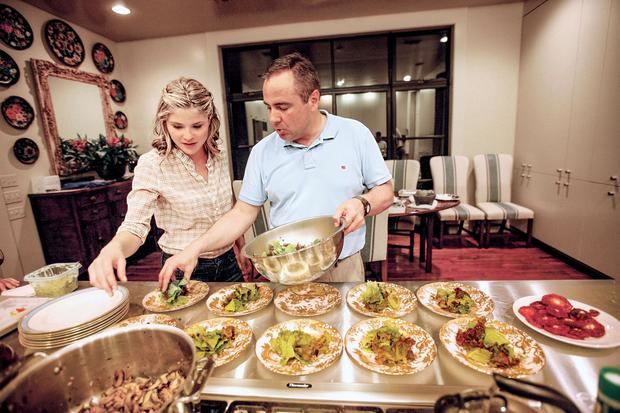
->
[23, 0, 521, 42]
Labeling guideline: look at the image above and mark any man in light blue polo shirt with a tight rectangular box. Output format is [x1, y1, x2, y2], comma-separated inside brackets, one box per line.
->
[159, 53, 393, 286]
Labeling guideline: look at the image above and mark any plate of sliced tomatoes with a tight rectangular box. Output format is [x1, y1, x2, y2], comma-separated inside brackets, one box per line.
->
[513, 293, 619, 349]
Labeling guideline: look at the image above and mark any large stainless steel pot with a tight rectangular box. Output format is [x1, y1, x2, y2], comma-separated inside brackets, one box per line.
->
[0, 324, 196, 412]
[242, 215, 345, 284]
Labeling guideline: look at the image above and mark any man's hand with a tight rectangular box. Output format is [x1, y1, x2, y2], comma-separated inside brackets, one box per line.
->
[158, 246, 200, 292]
[0, 278, 20, 292]
[333, 197, 366, 235]
[88, 243, 127, 295]
[233, 237, 253, 280]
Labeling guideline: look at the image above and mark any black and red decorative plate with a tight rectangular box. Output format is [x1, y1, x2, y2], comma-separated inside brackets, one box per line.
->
[92, 42, 114, 74]
[109, 79, 126, 102]
[13, 137, 39, 164]
[44, 19, 85, 67]
[1, 96, 34, 129]
[114, 111, 128, 129]
[0, 4, 33, 50]
[0, 49, 19, 86]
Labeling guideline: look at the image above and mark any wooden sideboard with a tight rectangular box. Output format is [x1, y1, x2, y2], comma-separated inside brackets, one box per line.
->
[29, 179, 159, 269]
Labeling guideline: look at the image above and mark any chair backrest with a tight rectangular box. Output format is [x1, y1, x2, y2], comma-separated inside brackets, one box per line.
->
[430, 155, 471, 203]
[385, 159, 420, 192]
[232, 180, 270, 242]
[473, 154, 514, 203]
[360, 209, 389, 264]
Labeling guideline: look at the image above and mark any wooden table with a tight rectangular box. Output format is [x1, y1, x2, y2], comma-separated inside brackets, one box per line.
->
[389, 199, 459, 272]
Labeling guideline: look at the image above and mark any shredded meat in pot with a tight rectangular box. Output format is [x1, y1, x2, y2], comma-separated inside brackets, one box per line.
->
[78, 369, 184, 413]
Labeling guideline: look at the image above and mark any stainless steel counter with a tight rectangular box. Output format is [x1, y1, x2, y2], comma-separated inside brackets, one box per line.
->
[2, 280, 618, 412]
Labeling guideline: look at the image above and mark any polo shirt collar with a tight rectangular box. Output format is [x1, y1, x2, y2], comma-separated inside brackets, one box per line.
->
[282, 110, 337, 149]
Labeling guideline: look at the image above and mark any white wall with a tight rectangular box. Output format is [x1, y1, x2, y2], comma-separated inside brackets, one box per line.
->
[119, 2, 524, 174]
[0, 0, 122, 278]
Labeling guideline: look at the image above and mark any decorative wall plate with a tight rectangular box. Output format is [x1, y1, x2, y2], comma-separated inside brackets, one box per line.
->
[109, 79, 126, 102]
[1, 95, 34, 129]
[0, 4, 33, 50]
[92, 42, 114, 73]
[13, 137, 39, 164]
[114, 111, 128, 129]
[44, 19, 85, 67]
[0, 49, 19, 86]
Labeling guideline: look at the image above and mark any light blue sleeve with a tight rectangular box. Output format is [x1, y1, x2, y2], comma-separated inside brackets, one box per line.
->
[238, 143, 267, 206]
[359, 124, 392, 189]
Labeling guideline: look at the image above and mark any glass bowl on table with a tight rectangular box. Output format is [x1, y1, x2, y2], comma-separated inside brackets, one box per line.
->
[23, 263, 81, 297]
[242, 215, 344, 285]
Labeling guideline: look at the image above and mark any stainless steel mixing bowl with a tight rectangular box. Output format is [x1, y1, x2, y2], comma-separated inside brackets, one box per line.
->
[0, 324, 196, 412]
[242, 215, 345, 284]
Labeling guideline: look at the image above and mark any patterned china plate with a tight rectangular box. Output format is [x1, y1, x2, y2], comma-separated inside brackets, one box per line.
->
[44, 19, 85, 67]
[416, 282, 494, 318]
[142, 280, 209, 313]
[1, 95, 34, 129]
[0, 4, 33, 50]
[92, 42, 115, 73]
[110, 79, 126, 102]
[114, 111, 128, 129]
[346, 282, 416, 318]
[274, 283, 341, 316]
[256, 319, 342, 375]
[113, 314, 181, 329]
[346, 317, 436, 375]
[0, 49, 20, 86]
[185, 318, 252, 366]
[439, 317, 545, 378]
[206, 283, 273, 316]
[13, 137, 39, 164]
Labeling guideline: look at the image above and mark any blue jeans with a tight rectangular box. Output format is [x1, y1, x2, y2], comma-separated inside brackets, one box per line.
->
[161, 249, 243, 283]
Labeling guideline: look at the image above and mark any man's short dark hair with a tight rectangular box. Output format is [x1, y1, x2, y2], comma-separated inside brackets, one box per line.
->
[262, 52, 320, 102]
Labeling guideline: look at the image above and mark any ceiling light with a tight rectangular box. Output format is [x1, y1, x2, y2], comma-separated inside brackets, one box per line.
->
[440, 35, 448, 43]
[336, 79, 345, 87]
[112, 4, 131, 15]
[403, 75, 412, 82]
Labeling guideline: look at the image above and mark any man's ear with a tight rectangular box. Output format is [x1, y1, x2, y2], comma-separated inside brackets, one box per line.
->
[308, 89, 320, 108]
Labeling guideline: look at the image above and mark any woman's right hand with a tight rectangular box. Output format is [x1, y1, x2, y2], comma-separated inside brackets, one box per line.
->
[88, 243, 127, 295]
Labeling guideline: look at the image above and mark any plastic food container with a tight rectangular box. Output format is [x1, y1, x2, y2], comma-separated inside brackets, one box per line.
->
[23, 263, 81, 297]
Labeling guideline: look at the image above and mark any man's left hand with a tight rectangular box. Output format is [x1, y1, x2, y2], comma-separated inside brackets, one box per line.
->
[333, 198, 366, 235]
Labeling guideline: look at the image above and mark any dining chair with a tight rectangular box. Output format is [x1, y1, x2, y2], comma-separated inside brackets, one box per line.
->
[385, 159, 420, 261]
[473, 154, 534, 247]
[232, 180, 271, 280]
[360, 209, 389, 282]
[430, 155, 485, 247]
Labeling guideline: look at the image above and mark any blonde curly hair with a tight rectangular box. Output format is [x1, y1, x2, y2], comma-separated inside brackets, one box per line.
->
[152, 77, 221, 158]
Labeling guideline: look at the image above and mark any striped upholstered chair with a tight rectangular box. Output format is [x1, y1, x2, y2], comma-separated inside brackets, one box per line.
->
[473, 154, 534, 247]
[232, 180, 271, 280]
[430, 156, 485, 247]
[384, 159, 420, 261]
[360, 209, 389, 282]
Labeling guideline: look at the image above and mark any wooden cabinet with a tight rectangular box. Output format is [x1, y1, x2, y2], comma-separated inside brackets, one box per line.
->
[29, 179, 158, 269]
[513, 0, 620, 278]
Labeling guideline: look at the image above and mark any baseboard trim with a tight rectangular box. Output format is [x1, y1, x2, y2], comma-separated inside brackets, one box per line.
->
[510, 228, 612, 280]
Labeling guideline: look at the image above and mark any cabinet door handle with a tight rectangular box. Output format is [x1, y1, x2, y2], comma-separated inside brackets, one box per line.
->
[611, 176, 618, 181]
[563, 182, 570, 187]
[555, 181, 561, 185]
[565, 170, 571, 174]
[556, 168, 563, 173]
[92, 209, 99, 214]
[609, 191, 616, 196]
[89, 195, 97, 201]
[115, 189, 122, 194]
[120, 214, 125, 218]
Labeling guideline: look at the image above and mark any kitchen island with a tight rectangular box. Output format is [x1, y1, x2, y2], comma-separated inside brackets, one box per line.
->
[1, 280, 618, 412]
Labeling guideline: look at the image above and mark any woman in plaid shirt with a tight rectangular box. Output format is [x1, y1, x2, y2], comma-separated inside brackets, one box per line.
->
[89, 78, 248, 294]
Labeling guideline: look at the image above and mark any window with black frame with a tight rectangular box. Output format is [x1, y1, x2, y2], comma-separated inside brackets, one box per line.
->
[221, 28, 451, 188]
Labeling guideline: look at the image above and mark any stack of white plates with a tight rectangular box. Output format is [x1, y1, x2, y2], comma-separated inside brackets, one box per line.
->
[18, 287, 129, 349]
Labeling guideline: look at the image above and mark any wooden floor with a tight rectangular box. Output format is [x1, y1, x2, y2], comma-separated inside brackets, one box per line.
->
[126, 233, 593, 281]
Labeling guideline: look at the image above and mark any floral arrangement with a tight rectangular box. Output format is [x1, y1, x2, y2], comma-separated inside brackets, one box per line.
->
[61, 134, 138, 179]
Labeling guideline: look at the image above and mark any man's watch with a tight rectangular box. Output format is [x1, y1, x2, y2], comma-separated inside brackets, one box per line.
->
[354, 195, 371, 216]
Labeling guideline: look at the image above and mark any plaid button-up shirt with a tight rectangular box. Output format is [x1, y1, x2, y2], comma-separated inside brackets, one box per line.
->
[118, 147, 233, 258]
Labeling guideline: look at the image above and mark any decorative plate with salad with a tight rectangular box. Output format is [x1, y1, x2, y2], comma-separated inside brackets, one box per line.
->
[207, 283, 273, 316]
[185, 317, 252, 366]
[142, 279, 209, 313]
[346, 282, 416, 318]
[416, 282, 494, 318]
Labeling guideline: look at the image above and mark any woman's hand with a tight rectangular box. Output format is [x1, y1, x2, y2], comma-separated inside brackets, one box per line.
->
[88, 243, 127, 295]
[0, 278, 20, 292]
[333, 198, 366, 235]
[158, 246, 200, 292]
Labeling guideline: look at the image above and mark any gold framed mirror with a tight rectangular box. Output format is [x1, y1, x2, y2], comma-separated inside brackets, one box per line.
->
[30, 59, 115, 176]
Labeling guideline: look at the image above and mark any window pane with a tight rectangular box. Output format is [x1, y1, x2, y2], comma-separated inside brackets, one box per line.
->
[335, 92, 386, 136]
[244, 100, 273, 146]
[225, 48, 274, 94]
[395, 33, 448, 82]
[319, 94, 333, 112]
[279, 42, 332, 88]
[334, 36, 388, 87]
[395, 89, 442, 138]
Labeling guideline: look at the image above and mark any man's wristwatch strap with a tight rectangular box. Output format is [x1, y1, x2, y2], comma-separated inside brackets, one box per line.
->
[354, 195, 371, 216]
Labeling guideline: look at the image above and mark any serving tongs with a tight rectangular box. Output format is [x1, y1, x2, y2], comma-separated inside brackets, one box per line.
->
[169, 356, 215, 413]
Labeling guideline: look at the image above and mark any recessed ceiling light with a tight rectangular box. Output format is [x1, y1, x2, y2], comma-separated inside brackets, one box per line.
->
[112, 4, 131, 15]
[440, 35, 448, 43]
[336, 79, 345, 87]
[403, 75, 412, 82]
